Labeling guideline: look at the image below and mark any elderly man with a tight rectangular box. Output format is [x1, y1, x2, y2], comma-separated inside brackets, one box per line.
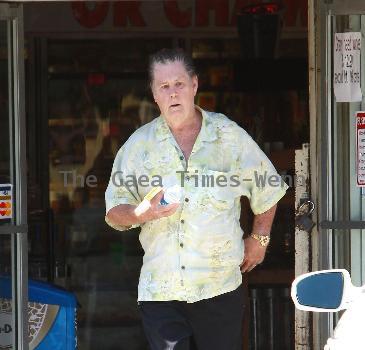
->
[105, 48, 288, 350]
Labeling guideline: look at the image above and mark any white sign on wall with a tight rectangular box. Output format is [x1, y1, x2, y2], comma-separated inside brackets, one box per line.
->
[334, 32, 362, 102]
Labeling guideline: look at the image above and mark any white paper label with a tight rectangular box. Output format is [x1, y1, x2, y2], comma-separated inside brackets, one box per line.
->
[334, 32, 362, 102]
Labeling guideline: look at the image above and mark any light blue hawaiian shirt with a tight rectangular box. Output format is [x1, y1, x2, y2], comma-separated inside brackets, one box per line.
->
[105, 106, 288, 303]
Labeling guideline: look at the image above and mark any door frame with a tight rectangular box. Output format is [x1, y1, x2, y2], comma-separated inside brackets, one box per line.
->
[0, 3, 28, 350]
[310, 0, 365, 348]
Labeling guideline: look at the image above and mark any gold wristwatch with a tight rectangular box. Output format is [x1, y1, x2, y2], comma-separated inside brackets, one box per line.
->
[250, 233, 270, 247]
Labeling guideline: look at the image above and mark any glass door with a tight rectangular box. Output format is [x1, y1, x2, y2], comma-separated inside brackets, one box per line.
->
[26, 36, 173, 350]
[0, 4, 28, 350]
[330, 14, 365, 286]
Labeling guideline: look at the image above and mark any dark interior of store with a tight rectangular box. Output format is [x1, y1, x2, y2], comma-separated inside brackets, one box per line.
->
[1, 2, 309, 349]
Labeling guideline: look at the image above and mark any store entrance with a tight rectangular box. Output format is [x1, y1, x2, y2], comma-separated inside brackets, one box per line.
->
[23, 2, 309, 349]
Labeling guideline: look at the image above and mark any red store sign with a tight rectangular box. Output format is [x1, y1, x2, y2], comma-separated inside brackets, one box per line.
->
[24, 1, 307, 37]
[70, 0, 308, 29]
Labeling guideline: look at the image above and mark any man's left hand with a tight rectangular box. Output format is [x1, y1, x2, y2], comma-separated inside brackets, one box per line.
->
[240, 236, 267, 273]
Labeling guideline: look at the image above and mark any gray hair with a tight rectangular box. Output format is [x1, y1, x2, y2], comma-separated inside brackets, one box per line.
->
[148, 48, 197, 88]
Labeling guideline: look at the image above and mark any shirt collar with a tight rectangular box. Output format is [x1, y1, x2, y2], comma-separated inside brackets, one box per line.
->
[155, 105, 217, 143]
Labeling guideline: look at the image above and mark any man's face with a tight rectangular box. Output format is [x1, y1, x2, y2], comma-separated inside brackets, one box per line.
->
[151, 60, 198, 123]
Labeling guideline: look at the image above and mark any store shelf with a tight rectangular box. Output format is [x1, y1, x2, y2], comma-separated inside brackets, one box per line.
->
[234, 58, 308, 91]
[48, 72, 147, 80]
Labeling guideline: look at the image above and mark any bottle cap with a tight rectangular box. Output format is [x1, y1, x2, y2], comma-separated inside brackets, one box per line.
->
[160, 185, 182, 205]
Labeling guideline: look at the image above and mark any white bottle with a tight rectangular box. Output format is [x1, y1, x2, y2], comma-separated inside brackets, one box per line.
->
[160, 185, 182, 205]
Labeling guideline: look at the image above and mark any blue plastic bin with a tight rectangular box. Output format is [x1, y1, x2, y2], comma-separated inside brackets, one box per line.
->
[0, 276, 77, 350]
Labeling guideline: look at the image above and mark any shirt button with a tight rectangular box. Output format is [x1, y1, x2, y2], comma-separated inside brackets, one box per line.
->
[181, 265, 185, 270]
[180, 243, 184, 248]
[180, 155, 184, 160]
[184, 198, 189, 202]
[181, 219, 185, 224]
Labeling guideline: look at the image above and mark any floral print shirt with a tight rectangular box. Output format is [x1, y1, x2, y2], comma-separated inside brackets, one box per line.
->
[105, 106, 288, 303]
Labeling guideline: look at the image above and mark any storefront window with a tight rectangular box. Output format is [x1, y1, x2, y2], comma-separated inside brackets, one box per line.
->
[25, 29, 307, 350]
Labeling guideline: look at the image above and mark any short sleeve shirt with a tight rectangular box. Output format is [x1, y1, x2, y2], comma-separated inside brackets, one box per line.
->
[105, 106, 288, 303]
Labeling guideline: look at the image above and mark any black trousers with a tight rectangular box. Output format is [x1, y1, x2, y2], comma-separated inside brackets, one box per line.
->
[138, 284, 245, 350]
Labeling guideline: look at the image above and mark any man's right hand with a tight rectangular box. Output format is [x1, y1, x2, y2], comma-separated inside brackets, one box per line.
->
[140, 189, 179, 222]
[106, 189, 180, 229]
